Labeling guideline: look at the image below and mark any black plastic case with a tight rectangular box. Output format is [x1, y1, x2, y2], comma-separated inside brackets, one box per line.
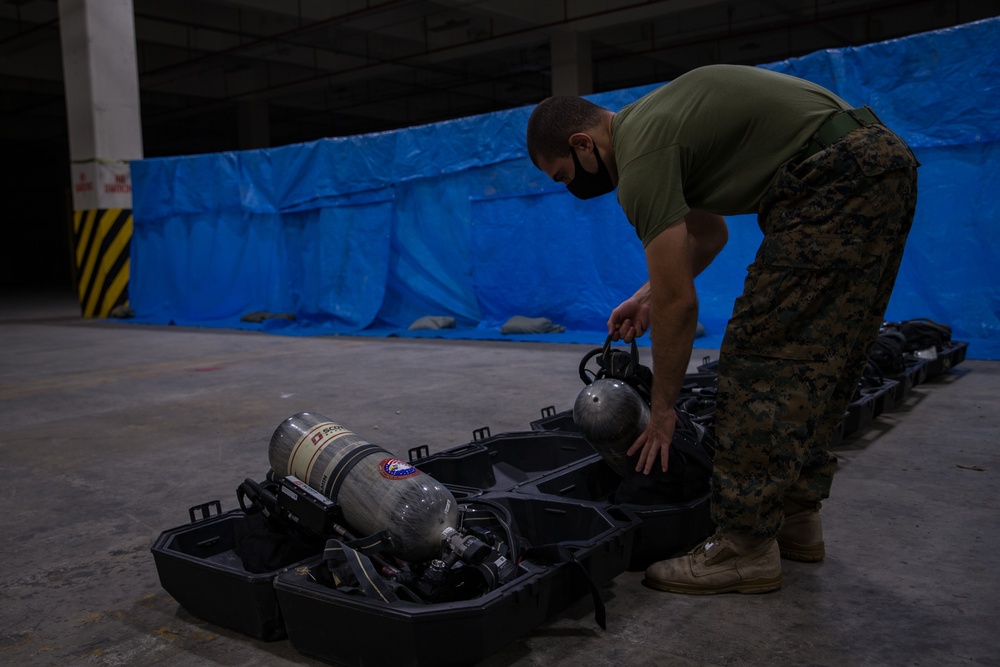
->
[887, 356, 930, 402]
[867, 378, 900, 417]
[410, 429, 595, 493]
[461, 415, 715, 570]
[275, 557, 551, 667]
[150, 507, 314, 641]
[508, 455, 713, 570]
[151, 344, 969, 664]
[273, 494, 636, 667]
[924, 341, 969, 378]
[151, 434, 650, 663]
[530, 405, 578, 432]
[843, 392, 876, 437]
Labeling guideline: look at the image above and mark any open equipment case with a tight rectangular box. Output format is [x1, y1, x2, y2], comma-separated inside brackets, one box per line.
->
[150, 426, 683, 667]
[151, 320, 968, 666]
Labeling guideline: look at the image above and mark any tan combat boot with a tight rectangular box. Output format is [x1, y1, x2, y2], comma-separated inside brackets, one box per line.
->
[778, 499, 825, 562]
[643, 531, 782, 595]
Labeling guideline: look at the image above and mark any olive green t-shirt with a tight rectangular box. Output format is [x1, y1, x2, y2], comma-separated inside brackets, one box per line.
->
[611, 64, 851, 246]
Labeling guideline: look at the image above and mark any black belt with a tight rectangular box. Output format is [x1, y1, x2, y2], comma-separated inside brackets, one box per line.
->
[803, 106, 882, 158]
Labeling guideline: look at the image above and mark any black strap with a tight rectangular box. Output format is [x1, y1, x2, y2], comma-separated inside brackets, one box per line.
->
[859, 358, 885, 388]
[323, 537, 403, 604]
[521, 543, 606, 630]
[322, 443, 384, 500]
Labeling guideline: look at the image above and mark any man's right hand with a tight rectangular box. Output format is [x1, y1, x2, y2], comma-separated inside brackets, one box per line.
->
[608, 283, 652, 343]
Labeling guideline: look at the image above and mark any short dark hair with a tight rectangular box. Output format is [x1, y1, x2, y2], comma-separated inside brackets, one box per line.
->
[526, 96, 609, 167]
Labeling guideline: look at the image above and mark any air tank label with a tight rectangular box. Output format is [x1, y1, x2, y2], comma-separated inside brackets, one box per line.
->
[378, 458, 421, 479]
[288, 422, 352, 480]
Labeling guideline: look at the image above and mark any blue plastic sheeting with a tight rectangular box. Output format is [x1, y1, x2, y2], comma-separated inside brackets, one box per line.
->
[130, 18, 1000, 358]
[471, 191, 645, 331]
[132, 189, 394, 333]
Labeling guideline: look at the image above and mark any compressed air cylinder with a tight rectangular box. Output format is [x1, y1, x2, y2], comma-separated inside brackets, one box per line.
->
[268, 412, 458, 562]
[572, 379, 649, 477]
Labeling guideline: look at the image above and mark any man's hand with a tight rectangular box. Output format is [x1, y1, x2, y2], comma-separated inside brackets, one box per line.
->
[608, 283, 651, 343]
[628, 407, 678, 473]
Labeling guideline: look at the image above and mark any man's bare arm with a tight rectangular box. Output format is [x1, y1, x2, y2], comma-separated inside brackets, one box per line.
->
[623, 210, 727, 472]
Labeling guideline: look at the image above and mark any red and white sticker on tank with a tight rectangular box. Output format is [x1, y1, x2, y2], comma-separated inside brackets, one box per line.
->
[378, 458, 422, 479]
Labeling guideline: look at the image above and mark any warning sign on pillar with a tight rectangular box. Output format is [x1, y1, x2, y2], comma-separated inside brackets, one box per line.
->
[71, 160, 134, 211]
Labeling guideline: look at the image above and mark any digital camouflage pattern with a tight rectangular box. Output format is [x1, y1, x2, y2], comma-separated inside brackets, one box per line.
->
[712, 121, 919, 537]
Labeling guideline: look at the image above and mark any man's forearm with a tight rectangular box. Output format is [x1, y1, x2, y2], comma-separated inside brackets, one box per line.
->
[647, 291, 700, 417]
[630, 281, 652, 304]
[642, 217, 707, 415]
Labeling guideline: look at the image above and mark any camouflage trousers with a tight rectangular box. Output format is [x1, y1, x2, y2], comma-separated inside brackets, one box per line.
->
[712, 121, 919, 538]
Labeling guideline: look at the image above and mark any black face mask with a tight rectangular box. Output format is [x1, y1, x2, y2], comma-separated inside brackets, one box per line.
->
[567, 143, 615, 200]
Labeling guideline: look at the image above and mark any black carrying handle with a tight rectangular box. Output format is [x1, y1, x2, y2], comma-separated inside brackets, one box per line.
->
[578, 333, 642, 386]
[237, 477, 277, 516]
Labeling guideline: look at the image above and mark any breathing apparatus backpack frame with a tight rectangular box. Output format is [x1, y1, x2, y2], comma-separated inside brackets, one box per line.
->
[234, 473, 521, 606]
[577, 335, 715, 504]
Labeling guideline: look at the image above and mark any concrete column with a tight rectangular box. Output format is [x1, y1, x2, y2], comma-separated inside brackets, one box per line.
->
[59, 0, 143, 209]
[550, 30, 593, 97]
[58, 0, 143, 317]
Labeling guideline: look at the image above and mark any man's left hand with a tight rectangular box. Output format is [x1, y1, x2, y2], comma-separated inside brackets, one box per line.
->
[627, 407, 678, 474]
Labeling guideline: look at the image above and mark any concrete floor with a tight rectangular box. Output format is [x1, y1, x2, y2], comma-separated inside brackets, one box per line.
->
[1, 289, 998, 667]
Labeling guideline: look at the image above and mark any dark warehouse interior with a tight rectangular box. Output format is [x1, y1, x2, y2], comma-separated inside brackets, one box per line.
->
[1, 0, 997, 295]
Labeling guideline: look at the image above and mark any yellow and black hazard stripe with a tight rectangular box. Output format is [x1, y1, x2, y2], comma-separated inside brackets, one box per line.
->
[73, 208, 131, 318]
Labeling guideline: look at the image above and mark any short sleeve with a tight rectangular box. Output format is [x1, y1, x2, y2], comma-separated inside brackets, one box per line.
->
[616, 145, 690, 247]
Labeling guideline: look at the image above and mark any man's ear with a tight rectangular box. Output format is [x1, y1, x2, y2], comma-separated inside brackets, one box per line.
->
[568, 132, 594, 152]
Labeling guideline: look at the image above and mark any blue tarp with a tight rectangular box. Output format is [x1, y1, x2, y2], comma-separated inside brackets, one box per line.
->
[130, 18, 1000, 358]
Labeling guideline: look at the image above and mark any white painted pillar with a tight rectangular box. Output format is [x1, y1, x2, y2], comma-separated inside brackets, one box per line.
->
[58, 0, 143, 317]
[59, 0, 143, 210]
